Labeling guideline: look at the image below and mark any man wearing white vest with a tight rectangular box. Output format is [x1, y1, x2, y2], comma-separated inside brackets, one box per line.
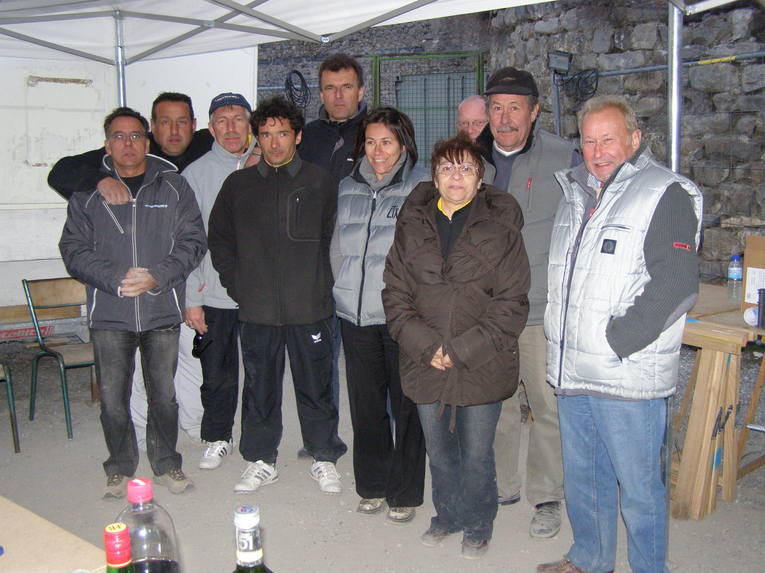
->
[538, 95, 701, 573]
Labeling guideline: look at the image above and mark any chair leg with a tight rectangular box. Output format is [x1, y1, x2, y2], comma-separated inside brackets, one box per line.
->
[5, 371, 20, 454]
[90, 365, 99, 402]
[58, 361, 73, 439]
[30, 353, 42, 421]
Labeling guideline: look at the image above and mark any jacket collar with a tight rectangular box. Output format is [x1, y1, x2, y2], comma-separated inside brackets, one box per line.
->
[351, 152, 412, 188]
[476, 121, 537, 166]
[210, 140, 255, 166]
[317, 100, 368, 128]
[256, 150, 303, 178]
[101, 153, 177, 185]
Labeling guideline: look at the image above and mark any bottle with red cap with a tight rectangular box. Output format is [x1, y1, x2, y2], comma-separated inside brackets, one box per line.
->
[104, 522, 134, 572]
[116, 478, 182, 573]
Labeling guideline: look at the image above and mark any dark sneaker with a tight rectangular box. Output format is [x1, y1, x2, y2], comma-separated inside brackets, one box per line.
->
[420, 526, 455, 547]
[461, 538, 490, 559]
[154, 468, 193, 494]
[530, 501, 562, 538]
[104, 474, 130, 500]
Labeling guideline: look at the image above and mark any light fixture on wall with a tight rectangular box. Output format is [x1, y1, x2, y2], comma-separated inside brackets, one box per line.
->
[548, 50, 573, 75]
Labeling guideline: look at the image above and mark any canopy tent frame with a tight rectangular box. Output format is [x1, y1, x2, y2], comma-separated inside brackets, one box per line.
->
[0, 0, 756, 173]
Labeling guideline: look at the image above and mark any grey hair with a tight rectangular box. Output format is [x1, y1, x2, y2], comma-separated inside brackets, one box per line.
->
[577, 95, 639, 135]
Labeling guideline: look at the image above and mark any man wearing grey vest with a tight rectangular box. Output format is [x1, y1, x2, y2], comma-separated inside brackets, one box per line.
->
[476, 67, 579, 539]
[538, 95, 700, 573]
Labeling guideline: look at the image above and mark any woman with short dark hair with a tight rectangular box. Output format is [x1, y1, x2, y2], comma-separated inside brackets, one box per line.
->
[383, 134, 530, 558]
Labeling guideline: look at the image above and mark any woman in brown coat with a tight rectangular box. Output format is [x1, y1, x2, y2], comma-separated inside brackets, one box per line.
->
[382, 134, 530, 559]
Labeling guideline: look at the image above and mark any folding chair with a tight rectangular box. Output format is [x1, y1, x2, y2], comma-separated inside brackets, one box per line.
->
[1, 362, 20, 452]
[22, 277, 96, 439]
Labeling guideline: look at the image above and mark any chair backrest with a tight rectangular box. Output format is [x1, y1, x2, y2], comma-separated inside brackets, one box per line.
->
[22, 278, 87, 347]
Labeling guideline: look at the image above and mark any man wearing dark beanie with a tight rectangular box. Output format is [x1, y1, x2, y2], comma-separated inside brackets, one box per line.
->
[476, 66, 579, 539]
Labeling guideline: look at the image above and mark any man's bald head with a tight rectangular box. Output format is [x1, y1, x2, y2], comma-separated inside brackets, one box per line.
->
[457, 95, 489, 142]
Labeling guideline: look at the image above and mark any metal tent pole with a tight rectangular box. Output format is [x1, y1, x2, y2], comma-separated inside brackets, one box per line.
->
[115, 10, 127, 106]
[668, 3, 683, 173]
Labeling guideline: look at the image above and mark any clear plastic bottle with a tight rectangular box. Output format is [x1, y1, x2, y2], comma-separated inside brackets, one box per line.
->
[233, 505, 273, 573]
[116, 478, 182, 573]
[727, 254, 743, 301]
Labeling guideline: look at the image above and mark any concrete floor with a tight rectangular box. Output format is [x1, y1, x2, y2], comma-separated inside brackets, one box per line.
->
[0, 340, 763, 572]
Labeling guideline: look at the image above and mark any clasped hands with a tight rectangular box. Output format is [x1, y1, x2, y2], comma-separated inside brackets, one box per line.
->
[120, 267, 158, 297]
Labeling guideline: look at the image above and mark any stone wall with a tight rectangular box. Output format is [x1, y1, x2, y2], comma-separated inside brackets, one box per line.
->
[257, 14, 492, 122]
[258, 1, 764, 279]
[489, 0, 764, 279]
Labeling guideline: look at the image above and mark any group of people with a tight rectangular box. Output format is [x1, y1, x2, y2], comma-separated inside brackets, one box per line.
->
[52, 52, 702, 573]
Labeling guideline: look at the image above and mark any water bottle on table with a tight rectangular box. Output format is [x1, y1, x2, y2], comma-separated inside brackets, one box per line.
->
[727, 254, 743, 301]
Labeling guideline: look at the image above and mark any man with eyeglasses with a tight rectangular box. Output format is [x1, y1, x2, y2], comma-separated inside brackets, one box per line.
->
[48, 92, 213, 204]
[59, 107, 206, 499]
[476, 67, 580, 540]
[456, 95, 489, 142]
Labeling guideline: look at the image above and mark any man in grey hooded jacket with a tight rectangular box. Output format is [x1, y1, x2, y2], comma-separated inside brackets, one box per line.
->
[59, 106, 206, 498]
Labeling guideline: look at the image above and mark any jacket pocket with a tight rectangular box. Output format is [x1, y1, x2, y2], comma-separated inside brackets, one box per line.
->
[287, 186, 323, 242]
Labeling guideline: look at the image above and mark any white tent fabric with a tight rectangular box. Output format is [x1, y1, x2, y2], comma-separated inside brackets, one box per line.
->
[0, 0, 552, 63]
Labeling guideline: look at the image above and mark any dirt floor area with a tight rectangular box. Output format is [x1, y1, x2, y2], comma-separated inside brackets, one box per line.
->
[0, 339, 763, 572]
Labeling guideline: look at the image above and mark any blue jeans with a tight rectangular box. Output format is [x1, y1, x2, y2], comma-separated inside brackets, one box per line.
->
[558, 394, 669, 573]
[417, 400, 501, 542]
[92, 326, 182, 477]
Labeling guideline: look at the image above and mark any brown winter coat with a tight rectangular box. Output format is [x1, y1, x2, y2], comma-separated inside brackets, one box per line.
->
[382, 181, 530, 409]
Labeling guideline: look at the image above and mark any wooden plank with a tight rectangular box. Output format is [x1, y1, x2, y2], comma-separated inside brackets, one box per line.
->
[27, 277, 86, 307]
[672, 349, 726, 519]
[736, 352, 765, 479]
[721, 353, 739, 501]
[682, 320, 750, 355]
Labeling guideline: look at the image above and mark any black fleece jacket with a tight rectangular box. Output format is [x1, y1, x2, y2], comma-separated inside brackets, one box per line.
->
[208, 153, 337, 326]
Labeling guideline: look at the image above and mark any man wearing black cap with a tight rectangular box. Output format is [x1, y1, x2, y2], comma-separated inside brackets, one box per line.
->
[476, 66, 579, 539]
[182, 93, 258, 471]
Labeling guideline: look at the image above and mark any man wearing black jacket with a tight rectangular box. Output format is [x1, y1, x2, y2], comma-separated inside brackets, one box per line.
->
[299, 53, 367, 184]
[48, 92, 213, 203]
[208, 96, 347, 495]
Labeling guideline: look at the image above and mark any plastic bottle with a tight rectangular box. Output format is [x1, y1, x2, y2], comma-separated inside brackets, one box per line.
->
[104, 522, 134, 573]
[116, 478, 182, 573]
[233, 505, 273, 573]
[727, 254, 743, 301]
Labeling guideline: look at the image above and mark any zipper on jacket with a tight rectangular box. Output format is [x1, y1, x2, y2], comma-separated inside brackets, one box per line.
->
[275, 167, 284, 325]
[355, 191, 378, 326]
[556, 189, 604, 388]
[127, 175, 156, 332]
[102, 204, 126, 234]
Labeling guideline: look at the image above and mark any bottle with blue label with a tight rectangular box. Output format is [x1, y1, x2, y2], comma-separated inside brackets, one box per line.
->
[727, 254, 743, 301]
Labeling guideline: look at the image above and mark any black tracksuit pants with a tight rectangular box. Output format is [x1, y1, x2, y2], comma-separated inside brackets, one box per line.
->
[238, 318, 347, 465]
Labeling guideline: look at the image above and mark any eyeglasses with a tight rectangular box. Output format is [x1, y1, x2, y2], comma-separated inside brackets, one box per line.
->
[457, 120, 488, 130]
[109, 132, 146, 143]
[437, 163, 478, 176]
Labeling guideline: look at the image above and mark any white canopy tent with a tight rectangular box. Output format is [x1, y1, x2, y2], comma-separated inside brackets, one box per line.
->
[0, 0, 552, 104]
[0, 0, 748, 308]
[0, 0, 746, 163]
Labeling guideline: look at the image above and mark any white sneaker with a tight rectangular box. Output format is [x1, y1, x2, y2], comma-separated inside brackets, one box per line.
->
[199, 439, 233, 470]
[310, 460, 342, 494]
[234, 460, 278, 493]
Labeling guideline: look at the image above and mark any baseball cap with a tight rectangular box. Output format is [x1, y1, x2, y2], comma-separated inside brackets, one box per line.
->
[208, 92, 252, 116]
[484, 67, 539, 98]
